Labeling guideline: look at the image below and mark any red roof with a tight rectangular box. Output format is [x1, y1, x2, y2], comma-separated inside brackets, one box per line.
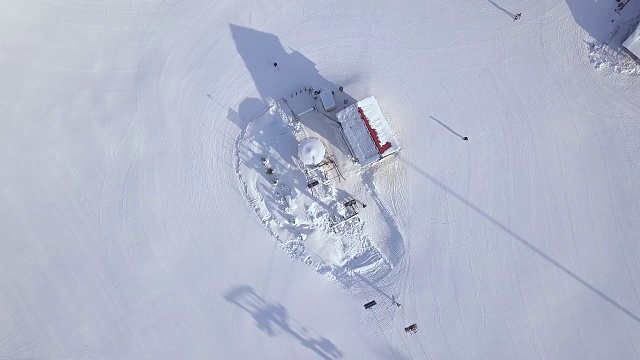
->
[358, 107, 392, 155]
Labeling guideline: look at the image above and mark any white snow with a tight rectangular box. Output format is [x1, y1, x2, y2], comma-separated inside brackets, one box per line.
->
[1, 0, 640, 359]
[235, 100, 397, 285]
[298, 137, 326, 166]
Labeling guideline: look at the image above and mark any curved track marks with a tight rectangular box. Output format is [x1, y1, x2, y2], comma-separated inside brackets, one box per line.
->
[1, 0, 640, 358]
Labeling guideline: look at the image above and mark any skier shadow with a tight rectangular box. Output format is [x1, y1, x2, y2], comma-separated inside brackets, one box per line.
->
[399, 156, 640, 324]
[223, 285, 342, 360]
[487, 0, 516, 19]
[229, 24, 358, 159]
[430, 116, 465, 140]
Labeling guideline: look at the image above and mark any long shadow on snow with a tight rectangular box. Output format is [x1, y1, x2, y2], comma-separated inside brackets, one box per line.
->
[487, 0, 516, 19]
[400, 156, 640, 324]
[565, 0, 636, 44]
[224, 285, 342, 360]
[229, 24, 357, 153]
[230, 24, 405, 283]
[430, 116, 465, 140]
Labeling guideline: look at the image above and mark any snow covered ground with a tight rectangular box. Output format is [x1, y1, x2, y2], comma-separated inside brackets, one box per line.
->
[1, 0, 640, 359]
[235, 95, 401, 285]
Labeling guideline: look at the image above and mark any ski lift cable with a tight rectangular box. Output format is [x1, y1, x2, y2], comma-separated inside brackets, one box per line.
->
[351, 285, 399, 360]
[369, 279, 419, 360]
[399, 253, 432, 359]
[378, 296, 419, 360]
[398, 302, 430, 359]
[389, 272, 429, 360]
[368, 297, 399, 360]
[346, 261, 426, 360]
[415, 332, 430, 359]
[373, 303, 417, 360]
[405, 304, 431, 358]
[346, 264, 403, 360]
[364, 257, 428, 360]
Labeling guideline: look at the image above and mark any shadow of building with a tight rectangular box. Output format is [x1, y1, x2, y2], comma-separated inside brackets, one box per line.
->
[565, 0, 637, 44]
[229, 24, 356, 150]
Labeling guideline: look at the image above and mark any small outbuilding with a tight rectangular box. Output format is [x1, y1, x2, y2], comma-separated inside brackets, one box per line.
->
[623, 24, 640, 63]
[336, 96, 400, 167]
[319, 90, 336, 112]
[298, 137, 326, 166]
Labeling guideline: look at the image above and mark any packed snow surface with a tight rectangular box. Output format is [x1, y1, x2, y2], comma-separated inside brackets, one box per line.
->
[1, 0, 640, 359]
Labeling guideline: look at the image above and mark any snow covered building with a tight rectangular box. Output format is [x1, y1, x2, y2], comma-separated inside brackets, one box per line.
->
[336, 96, 400, 166]
[622, 24, 640, 63]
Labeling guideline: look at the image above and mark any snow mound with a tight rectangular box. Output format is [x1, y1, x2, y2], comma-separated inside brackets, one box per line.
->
[235, 101, 399, 285]
[587, 39, 640, 74]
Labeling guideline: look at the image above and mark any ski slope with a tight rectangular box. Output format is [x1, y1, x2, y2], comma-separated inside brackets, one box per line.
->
[1, 0, 640, 359]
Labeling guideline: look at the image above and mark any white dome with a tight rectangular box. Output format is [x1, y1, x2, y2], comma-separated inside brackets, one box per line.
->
[297, 137, 326, 166]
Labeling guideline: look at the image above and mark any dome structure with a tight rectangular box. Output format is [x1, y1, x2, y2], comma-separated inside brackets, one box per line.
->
[297, 137, 326, 166]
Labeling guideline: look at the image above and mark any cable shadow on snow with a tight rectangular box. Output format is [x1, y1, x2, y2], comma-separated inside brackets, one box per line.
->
[223, 285, 342, 360]
[400, 157, 640, 324]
